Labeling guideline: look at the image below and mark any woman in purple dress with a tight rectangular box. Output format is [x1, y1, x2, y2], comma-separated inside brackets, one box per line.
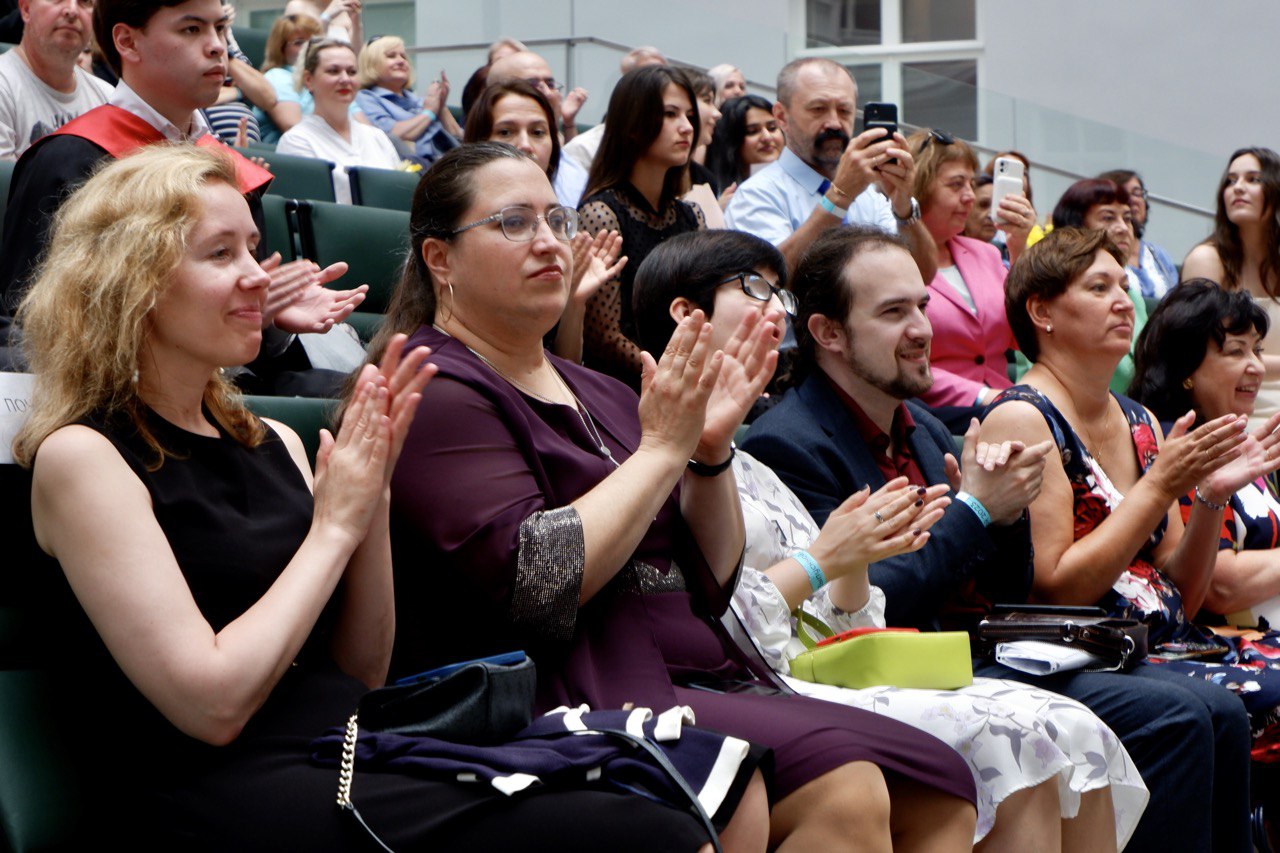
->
[380, 141, 979, 849]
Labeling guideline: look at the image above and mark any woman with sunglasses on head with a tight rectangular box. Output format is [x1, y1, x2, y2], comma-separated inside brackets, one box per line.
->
[464, 80, 624, 364]
[382, 142, 982, 850]
[704, 95, 784, 202]
[278, 39, 399, 205]
[356, 35, 461, 169]
[1182, 148, 1280, 432]
[578, 66, 707, 388]
[906, 129, 1034, 428]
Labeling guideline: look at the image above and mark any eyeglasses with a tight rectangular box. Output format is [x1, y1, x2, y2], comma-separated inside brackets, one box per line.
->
[719, 272, 797, 316]
[451, 205, 580, 242]
[1128, 186, 1148, 200]
[919, 129, 955, 152]
[524, 76, 565, 94]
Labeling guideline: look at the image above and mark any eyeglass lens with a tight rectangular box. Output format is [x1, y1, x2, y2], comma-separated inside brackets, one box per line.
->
[499, 206, 578, 241]
[742, 275, 797, 314]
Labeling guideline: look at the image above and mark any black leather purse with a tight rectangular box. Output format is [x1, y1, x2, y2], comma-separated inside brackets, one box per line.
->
[336, 652, 536, 850]
[977, 610, 1149, 672]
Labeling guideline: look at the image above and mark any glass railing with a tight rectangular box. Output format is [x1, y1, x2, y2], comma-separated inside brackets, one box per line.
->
[901, 64, 1218, 264]
[408, 36, 1217, 264]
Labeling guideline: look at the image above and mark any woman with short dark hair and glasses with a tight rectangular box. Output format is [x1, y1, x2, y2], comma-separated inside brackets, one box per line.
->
[578, 66, 707, 388]
[380, 142, 983, 850]
[905, 129, 1034, 426]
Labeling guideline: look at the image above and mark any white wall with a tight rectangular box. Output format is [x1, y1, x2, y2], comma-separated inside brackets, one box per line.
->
[977, 0, 1280, 259]
[413, 0, 789, 124]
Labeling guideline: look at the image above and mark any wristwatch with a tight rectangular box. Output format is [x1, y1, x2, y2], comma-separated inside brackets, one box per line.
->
[894, 197, 921, 226]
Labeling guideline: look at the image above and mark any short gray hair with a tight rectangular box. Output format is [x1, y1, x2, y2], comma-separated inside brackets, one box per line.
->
[776, 57, 853, 107]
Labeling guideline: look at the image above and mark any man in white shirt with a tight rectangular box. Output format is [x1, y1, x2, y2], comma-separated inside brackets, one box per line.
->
[0, 0, 112, 159]
[725, 58, 935, 281]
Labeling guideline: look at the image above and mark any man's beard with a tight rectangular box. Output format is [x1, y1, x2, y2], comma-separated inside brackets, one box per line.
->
[811, 128, 850, 171]
[848, 344, 933, 401]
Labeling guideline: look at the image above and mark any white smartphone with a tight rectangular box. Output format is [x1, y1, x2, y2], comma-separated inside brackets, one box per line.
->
[990, 157, 1025, 224]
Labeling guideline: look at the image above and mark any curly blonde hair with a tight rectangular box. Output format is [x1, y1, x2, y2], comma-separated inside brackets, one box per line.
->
[12, 144, 265, 468]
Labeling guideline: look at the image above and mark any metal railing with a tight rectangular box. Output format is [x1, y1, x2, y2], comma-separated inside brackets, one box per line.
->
[406, 35, 777, 95]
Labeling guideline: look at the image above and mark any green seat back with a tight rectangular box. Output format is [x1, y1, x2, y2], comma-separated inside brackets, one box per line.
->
[343, 311, 385, 343]
[237, 147, 336, 203]
[347, 166, 419, 211]
[244, 395, 338, 467]
[293, 200, 409, 315]
[232, 27, 269, 69]
[0, 670, 87, 852]
[259, 193, 298, 261]
[0, 159, 13, 232]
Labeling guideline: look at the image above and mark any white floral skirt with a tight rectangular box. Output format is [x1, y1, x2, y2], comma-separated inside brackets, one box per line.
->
[783, 674, 1149, 845]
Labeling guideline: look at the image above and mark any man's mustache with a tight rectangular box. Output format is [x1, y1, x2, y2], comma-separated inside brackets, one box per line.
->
[814, 128, 850, 149]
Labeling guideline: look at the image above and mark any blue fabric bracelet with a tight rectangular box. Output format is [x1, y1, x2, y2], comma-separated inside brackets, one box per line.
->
[817, 194, 847, 219]
[955, 491, 991, 527]
[793, 550, 827, 593]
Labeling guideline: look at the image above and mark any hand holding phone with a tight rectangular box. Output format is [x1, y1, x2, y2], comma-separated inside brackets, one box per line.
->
[990, 157, 1025, 224]
[862, 102, 898, 167]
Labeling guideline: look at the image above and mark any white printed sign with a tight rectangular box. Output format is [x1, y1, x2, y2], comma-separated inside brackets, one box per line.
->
[0, 372, 34, 465]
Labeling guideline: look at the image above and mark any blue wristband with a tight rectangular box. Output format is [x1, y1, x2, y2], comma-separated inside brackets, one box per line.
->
[955, 491, 991, 527]
[793, 550, 827, 593]
[817, 194, 847, 219]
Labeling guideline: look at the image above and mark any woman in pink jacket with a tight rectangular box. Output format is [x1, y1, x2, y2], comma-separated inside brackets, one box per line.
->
[907, 130, 1037, 427]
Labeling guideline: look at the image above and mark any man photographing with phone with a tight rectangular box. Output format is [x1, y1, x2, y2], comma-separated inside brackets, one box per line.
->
[725, 57, 934, 281]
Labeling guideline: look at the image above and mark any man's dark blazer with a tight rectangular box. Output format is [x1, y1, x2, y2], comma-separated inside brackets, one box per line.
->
[740, 370, 1033, 629]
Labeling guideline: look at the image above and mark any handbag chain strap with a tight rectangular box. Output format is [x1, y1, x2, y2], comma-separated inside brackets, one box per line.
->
[337, 713, 359, 808]
[336, 712, 396, 853]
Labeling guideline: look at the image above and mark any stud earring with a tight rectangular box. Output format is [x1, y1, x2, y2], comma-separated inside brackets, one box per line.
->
[1182, 378, 1194, 390]
[1045, 324, 1053, 334]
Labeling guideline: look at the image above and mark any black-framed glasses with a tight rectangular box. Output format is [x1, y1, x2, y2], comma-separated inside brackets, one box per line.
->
[919, 129, 955, 152]
[719, 272, 797, 316]
[451, 205, 580, 242]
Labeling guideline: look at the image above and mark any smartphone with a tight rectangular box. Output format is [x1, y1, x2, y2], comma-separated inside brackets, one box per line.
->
[393, 650, 527, 686]
[862, 102, 898, 165]
[990, 156, 1025, 224]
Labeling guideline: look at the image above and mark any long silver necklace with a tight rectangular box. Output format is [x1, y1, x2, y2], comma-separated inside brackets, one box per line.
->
[436, 324, 619, 468]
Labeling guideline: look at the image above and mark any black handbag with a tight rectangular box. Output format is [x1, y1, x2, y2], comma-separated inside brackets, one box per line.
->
[977, 609, 1149, 672]
[336, 652, 537, 851]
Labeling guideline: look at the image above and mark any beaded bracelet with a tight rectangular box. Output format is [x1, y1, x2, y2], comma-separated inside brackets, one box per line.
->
[1194, 486, 1226, 511]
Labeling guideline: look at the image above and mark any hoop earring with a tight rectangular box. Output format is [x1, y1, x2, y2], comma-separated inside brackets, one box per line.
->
[438, 281, 455, 324]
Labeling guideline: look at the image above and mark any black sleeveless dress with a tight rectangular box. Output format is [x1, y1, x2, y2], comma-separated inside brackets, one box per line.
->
[43, 408, 710, 851]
